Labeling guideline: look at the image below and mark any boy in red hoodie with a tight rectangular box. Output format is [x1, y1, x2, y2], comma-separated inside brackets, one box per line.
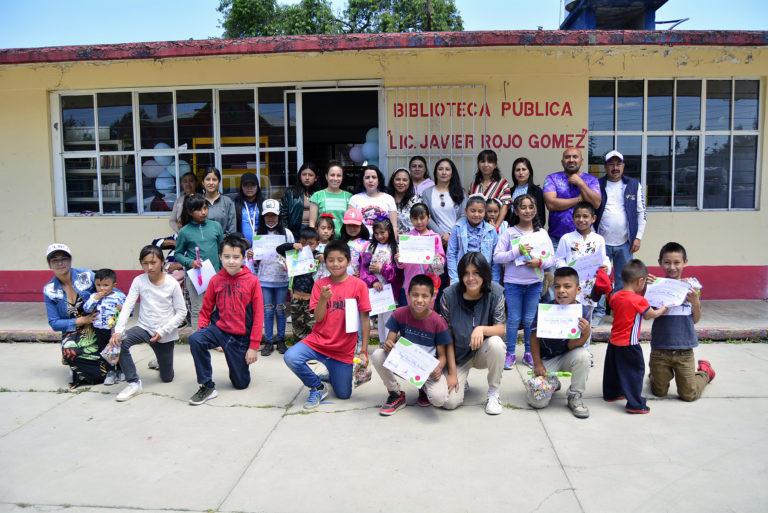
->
[188, 234, 264, 405]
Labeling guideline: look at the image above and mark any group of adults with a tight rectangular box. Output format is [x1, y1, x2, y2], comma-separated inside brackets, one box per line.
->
[44, 147, 646, 392]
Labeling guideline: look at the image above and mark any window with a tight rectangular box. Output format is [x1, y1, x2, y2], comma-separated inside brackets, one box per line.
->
[55, 86, 297, 215]
[588, 79, 760, 210]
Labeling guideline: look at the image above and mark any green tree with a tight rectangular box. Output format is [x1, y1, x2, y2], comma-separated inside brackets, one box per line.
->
[218, 0, 463, 38]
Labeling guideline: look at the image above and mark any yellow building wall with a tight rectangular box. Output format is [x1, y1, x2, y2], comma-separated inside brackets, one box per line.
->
[0, 44, 765, 271]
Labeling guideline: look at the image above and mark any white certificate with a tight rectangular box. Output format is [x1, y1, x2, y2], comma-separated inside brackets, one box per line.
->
[383, 337, 440, 389]
[644, 278, 692, 308]
[252, 234, 285, 260]
[536, 303, 582, 340]
[568, 251, 604, 281]
[285, 247, 317, 277]
[368, 284, 397, 317]
[514, 235, 552, 266]
[186, 259, 216, 294]
[345, 298, 359, 333]
[398, 235, 435, 264]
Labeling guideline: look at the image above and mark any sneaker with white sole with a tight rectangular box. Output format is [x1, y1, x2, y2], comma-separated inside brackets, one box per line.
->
[567, 393, 589, 419]
[189, 385, 218, 405]
[485, 390, 503, 415]
[304, 384, 329, 409]
[116, 380, 142, 402]
[147, 359, 159, 370]
[103, 370, 117, 386]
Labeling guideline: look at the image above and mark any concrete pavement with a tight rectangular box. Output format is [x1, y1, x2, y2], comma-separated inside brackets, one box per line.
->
[1, 341, 767, 513]
[3, 300, 767, 342]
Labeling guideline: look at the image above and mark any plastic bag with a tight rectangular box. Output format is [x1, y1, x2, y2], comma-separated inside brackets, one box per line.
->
[353, 357, 372, 388]
[525, 375, 559, 406]
[100, 344, 120, 366]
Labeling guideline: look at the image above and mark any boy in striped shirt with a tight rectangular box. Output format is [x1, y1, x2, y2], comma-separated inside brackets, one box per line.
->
[604, 259, 667, 414]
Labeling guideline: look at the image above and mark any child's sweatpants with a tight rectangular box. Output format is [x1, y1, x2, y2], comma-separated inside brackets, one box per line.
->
[119, 326, 175, 384]
[185, 278, 204, 329]
[649, 348, 710, 402]
[603, 343, 647, 410]
[189, 324, 251, 390]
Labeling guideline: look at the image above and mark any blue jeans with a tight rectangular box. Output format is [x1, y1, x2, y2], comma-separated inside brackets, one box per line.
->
[595, 241, 633, 317]
[262, 285, 288, 342]
[283, 342, 353, 399]
[504, 282, 542, 353]
[189, 324, 251, 390]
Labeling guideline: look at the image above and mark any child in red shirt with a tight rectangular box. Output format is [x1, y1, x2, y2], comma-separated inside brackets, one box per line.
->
[605, 259, 667, 414]
[283, 239, 372, 410]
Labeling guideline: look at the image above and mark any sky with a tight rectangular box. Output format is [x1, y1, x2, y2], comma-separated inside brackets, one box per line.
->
[0, 0, 766, 49]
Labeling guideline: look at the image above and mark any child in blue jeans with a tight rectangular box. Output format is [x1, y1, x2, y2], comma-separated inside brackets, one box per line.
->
[493, 194, 554, 369]
[253, 199, 294, 356]
[283, 240, 371, 410]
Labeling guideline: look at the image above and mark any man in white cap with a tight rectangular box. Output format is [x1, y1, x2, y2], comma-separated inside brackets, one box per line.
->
[593, 150, 647, 325]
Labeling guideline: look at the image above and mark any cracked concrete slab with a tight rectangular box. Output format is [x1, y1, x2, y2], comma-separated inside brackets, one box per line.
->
[539, 398, 768, 513]
[0, 392, 72, 438]
[0, 391, 285, 511]
[221, 407, 581, 513]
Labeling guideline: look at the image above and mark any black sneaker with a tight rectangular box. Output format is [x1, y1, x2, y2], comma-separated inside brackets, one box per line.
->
[189, 385, 218, 405]
[276, 338, 288, 354]
[260, 342, 274, 356]
[379, 391, 406, 416]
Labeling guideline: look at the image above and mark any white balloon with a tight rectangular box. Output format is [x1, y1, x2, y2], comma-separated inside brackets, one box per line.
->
[154, 142, 172, 165]
[178, 159, 191, 175]
[142, 159, 164, 179]
[361, 141, 378, 161]
[154, 170, 176, 195]
[365, 127, 379, 142]
[349, 145, 364, 164]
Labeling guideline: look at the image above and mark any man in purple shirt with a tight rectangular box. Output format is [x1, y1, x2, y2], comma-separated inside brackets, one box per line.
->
[543, 148, 602, 250]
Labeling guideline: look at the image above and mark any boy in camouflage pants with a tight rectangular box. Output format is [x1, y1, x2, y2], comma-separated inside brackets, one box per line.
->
[277, 227, 321, 346]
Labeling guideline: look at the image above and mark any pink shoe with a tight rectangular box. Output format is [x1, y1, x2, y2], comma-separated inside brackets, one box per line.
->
[698, 360, 716, 382]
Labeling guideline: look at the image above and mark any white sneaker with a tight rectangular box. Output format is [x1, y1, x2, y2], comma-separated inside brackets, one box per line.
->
[103, 370, 117, 386]
[485, 390, 503, 415]
[116, 380, 142, 402]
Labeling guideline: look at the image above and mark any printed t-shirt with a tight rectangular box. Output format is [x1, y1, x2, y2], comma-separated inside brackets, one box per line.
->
[608, 290, 650, 346]
[384, 306, 451, 357]
[310, 189, 352, 236]
[305, 275, 371, 363]
[543, 171, 601, 239]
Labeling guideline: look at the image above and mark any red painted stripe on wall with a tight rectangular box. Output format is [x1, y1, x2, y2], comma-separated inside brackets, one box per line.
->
[2, 266, 766, 302]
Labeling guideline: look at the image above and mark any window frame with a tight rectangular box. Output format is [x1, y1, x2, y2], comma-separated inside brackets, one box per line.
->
[588, 77, 762, 212]
[50, 80, 382, 216]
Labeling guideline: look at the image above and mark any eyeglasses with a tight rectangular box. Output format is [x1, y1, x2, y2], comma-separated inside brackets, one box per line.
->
[439, 193, 445, 208]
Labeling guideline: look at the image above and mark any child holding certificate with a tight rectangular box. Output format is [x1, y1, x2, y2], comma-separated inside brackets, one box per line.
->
[397, 203, 445, 304]
[175, 193, 224, 329]
[554, 202, 611, 310]
[528, 267, 592, 418]
[649, 242, 715, 401]
[276, 227, 321, 345]
[253, 199, 294, 357]
[283, 240, 371, 410]
[604, 259, 668, 414]
[360, 215, 401, 343]
[371, 274, 453, 415]
[493, 194, 554, 369]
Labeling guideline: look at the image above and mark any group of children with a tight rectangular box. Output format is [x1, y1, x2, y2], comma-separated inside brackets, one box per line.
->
[73, 173, 715, 418]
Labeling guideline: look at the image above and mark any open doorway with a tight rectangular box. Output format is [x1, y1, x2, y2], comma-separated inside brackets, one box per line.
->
[300, 90, 379, 192]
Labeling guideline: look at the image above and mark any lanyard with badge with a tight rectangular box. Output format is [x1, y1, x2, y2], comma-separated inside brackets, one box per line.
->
[244, 202, 258, 235]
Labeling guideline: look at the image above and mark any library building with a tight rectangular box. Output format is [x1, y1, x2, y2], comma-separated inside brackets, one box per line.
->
[0, 29, 765, 300]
